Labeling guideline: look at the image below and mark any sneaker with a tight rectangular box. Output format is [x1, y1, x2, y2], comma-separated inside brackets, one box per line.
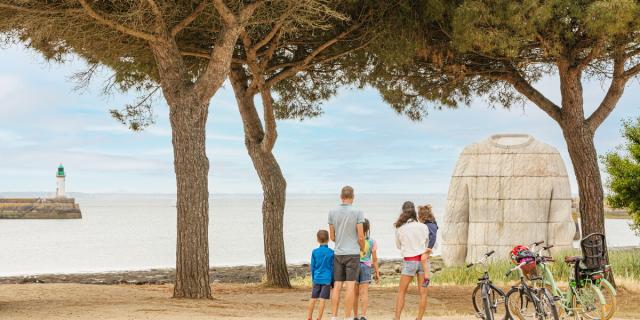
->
[360, 317, 368, 320]
[421, 278, 430, 288]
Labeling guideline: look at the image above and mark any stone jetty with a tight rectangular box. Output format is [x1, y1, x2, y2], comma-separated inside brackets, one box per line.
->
[0, 198, 81, 219]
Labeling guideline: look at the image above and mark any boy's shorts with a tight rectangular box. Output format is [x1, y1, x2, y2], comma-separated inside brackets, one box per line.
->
[311, 284, 331, 300]
[334, 255, 360, 282]
[357, 263, 372, 284]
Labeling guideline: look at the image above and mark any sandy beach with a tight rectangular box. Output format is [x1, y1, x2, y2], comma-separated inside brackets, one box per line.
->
[0, 283, 638, 320]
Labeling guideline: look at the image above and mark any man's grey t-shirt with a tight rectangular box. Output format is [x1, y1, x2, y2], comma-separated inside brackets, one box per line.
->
[328, 204, 365, 256]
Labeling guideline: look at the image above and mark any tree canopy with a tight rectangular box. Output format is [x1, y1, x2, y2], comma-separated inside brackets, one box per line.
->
[366, 0, 640, 121]
[363, 0, 640, 243]
[0, 0, 344, 128]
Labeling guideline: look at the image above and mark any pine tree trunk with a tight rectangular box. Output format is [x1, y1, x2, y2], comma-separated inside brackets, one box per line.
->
[229, 68, 291, 288]
[558, 66, 606, 238]
[561, 125, 605, 236]
[169, 96, 212, 299]
[246, 142, 291, 288]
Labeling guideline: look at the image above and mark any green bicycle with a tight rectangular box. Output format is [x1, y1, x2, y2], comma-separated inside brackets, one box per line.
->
[530, 235, 616, 320]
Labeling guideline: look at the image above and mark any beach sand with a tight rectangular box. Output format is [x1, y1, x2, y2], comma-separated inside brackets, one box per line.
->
[0, 283, 638, 320]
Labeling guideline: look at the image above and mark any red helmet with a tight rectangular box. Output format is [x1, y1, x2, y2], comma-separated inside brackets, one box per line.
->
[510, 245, 529, 264]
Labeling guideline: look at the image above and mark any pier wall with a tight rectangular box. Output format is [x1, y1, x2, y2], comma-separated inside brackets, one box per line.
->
[0, 198, 82, 219]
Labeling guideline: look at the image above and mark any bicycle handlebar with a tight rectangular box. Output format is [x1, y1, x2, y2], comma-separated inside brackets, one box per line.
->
[466, 250, 496, 268]
[505, 261, 527, 277]
[532, 240, 545, 247]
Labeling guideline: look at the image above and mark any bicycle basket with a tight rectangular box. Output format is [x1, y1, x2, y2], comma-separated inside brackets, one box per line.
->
[580, 233, 607, 270]
[510, 246, 538, 279]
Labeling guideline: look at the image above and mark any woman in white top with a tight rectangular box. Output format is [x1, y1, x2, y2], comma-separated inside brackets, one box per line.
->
[393, 201, 430, 320]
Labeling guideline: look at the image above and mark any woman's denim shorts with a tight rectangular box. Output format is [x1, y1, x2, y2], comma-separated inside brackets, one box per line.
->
[401, 260, 425, 276]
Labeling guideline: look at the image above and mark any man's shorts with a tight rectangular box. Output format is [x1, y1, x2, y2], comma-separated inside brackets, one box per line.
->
[401, 260, 425, 277]
[357, 263, 372, 284]
[311, 284, 331, 300]
[334, 255, 360, 282]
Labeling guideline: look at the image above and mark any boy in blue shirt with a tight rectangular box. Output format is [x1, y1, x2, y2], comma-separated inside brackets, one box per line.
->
[307, 230, 334, 320]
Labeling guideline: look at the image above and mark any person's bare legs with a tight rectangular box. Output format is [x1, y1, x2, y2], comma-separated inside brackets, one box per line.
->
[353, 283, 360, 318]
[420, 253, 430, 286]
[307, 298, 317, 320]
[331, 281, 343, 318]
[394, 275, 413, 320]
[416, 273, 429, 320]
[343, 281, 357, 319]
[317, 299, 327, 320]
[359, 283, 369, 318]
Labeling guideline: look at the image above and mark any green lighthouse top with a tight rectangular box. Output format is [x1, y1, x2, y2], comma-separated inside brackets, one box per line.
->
[57, 164, 65, 177]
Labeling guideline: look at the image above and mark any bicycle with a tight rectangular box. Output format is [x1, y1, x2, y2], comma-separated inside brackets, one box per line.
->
[467, 250, 508, 320]
[505, 258, 559, 320]
[530, 237, 615, 320]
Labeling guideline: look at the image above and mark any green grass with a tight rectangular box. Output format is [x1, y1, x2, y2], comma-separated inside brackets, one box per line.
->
[432, 248, 640, 286]
[287, 249, 640, 288]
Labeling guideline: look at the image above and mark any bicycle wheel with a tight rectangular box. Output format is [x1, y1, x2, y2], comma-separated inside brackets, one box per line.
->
[488, 285, 508, 320]
[573, 283, 605, 320]
[471, 285, 503, 320]
[543, 284, 566, 319]
[472, 285, 483, 315]
[596, 280, 617, 320]
[538, 288, 559, 320]
[506, 287, 537, 319]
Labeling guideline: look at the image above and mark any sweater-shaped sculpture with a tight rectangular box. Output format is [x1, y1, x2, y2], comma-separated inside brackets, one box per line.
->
[441, 134, 575, 266]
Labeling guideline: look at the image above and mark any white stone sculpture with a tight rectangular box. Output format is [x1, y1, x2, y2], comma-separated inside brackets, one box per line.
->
[441, 134, 576, 266]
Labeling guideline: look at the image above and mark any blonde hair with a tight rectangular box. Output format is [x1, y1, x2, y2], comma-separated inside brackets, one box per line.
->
[418, 204, 436, 223]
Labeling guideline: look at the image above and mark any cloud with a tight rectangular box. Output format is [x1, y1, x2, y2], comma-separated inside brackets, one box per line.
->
[0, 130, 35, 147]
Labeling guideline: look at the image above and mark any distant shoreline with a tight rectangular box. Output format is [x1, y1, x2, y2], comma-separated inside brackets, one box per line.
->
[0, 258, 420, 286]
[3, 248, 639, 286]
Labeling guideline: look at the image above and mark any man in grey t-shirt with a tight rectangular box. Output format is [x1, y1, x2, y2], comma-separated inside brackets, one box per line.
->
[328, 185, 365, 320]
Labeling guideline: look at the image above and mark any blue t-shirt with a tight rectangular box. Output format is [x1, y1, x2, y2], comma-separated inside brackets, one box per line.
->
[328, 204, 365, 255]
[311, 244, 334, 285]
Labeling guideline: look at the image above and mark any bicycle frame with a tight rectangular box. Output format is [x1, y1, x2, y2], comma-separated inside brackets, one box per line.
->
[534, 244, 608, 316]
[512, 265, 547, 316]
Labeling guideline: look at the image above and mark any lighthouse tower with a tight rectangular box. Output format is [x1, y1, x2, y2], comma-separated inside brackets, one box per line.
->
[56, 164, 66, 198]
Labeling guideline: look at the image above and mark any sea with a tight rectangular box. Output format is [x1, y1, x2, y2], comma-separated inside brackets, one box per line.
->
[0, 193, 638, 276]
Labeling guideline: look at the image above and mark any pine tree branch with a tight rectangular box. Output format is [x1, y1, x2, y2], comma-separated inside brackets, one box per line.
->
[587, 54, 628, 131]
[77, 0, 157, 42]
[624, 63, 640, 79]
[265, 20, 366, 87]
[181, 50, 211, 59]
[193, 24, 241, 102]
[171, 0, 208, 37]
[575, 40, 604, 72]
[145, 0, 163, 18]
[211, 0, 237, 26]
[0, 3, 82, 14]
[260, 88, 277, 152]
[503, 70, 562, 123]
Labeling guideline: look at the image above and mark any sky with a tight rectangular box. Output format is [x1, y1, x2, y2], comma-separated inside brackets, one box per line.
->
[0, 45, 639, 195]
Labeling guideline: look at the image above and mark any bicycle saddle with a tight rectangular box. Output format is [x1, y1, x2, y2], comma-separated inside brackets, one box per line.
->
[564, 256, 581, 264]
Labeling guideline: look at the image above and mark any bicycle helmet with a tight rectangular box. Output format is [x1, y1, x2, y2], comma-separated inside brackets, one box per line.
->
[510, 245, 537, 277]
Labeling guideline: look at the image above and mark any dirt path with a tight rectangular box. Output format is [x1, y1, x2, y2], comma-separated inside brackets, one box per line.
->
[0, 283, 637, 319]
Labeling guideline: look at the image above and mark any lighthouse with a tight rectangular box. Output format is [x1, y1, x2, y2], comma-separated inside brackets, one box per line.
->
[56, 164, 66, 198]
